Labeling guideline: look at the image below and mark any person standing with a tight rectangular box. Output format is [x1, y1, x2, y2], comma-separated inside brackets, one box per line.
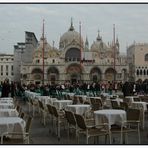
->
[10, 81, 15, 98]
[1, 79, 10, 97]
[122, 81, 129, 97]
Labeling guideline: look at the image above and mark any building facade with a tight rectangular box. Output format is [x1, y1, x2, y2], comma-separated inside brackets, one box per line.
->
[127, 42, 148, 81]
[13, 32, 38, 83]
[0, 54, 14, 82]
[20, 20, 128, 85]
[13, 42, 25, 82]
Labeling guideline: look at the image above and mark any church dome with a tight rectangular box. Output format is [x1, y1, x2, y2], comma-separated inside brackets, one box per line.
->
[91, 31, 108, 52]
[59, 19, 83, 49]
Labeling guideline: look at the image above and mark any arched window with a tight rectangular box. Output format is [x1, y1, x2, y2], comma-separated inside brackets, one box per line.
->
[145, 53, 148, 61]
[144, 69, 146, 75]
[65, 48, 81, 62]
[140, 69, 143, 75]
[136, 69, 139, 76]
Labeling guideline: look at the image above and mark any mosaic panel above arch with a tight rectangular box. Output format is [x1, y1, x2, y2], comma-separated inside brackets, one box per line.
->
[66, 63, 82, 74]
[31, 68, 43, 81]
[105, 68, 116, 82]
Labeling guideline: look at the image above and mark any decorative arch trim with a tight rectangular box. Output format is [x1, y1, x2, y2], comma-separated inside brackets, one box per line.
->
[47, 67, 59, 74]
[31, 68, 43, 74]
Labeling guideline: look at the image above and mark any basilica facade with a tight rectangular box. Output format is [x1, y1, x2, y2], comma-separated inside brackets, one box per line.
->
[20, 21, 128, 85]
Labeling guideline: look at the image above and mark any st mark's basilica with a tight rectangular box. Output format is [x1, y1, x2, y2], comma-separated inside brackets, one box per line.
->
[20, 20, 128, 85]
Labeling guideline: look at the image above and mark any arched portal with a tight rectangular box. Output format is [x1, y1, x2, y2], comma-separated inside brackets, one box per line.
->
[66, 63, 82, 84]
[47, 67, 59, 84]
[31, 68, 43, 84]
[90, 67, 102, 82]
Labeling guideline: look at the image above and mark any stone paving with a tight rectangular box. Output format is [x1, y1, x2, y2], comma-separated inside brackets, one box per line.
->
[17, 98, 148, 145]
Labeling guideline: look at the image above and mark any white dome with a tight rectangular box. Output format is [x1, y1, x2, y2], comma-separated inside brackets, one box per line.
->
[59, 21, 83, 49]
[91, 32, 108, 52]
[91, 40, 108, 52]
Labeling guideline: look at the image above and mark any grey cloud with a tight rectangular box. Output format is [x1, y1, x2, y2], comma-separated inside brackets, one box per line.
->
[1, 4, 148, 54]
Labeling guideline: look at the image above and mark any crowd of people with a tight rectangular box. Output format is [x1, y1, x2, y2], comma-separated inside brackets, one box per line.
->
[1, 78, 148, 99]
[0, 79, 15, 98]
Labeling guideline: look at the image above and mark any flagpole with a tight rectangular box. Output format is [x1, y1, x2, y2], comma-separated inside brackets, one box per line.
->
[79, 21, 82, 65]
[42, 19, 45, 85]
[113, 24, 116, 83]
[79, 21, 82, 82]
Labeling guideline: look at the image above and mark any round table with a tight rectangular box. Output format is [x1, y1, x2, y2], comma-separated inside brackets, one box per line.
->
[66, 104, 91, 115]
[0, 109, 19, 117]
[125, 96, 139, 104]
[0, 97, 13, 101]
[36, 96, 51, 105]
[94, 109, 126, 128]
[0, 100, 13, 104]
[0, 117, 26, 136]
[53, 100, 73, 110]
[88, 96, 102, 103]
[132, 101, 148, 111]
[0, 103, 14, 109]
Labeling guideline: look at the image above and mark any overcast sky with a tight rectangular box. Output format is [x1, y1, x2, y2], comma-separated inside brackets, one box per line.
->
[0, 3, 148, 54]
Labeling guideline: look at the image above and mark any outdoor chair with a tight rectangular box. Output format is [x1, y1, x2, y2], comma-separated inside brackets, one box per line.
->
[120, 102, 129, 111]
[65, 110, 77, 142]
[29, 98, 38, 117]
[46, 104, 54, 133]
[90, 98, 96, 105]
[79, 97, 84, 104]
[124, 97, 132, 107]
[110, 108, 141, 144]
[121, 108, 141, 144]
[95, 99, 103, 109]
[111, 100, 120, 109]
[1, 116, 33, 144]
[51, 106, 66, 141]
[133, 97, 141, 102]
[38, 100, 47, 126]
[26, 97, 31, 112]
[74, 113, 111, 144]
[90, 98, 99, 111]
[15, 105, 21, 114]
[63, 94, 68, 100]
[140, 96, 148, 103]
[19, 112, 25, 119]
[67, 94, 72, 100]
[83, 101, 90, 105]
[73, 96, 78, 104]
